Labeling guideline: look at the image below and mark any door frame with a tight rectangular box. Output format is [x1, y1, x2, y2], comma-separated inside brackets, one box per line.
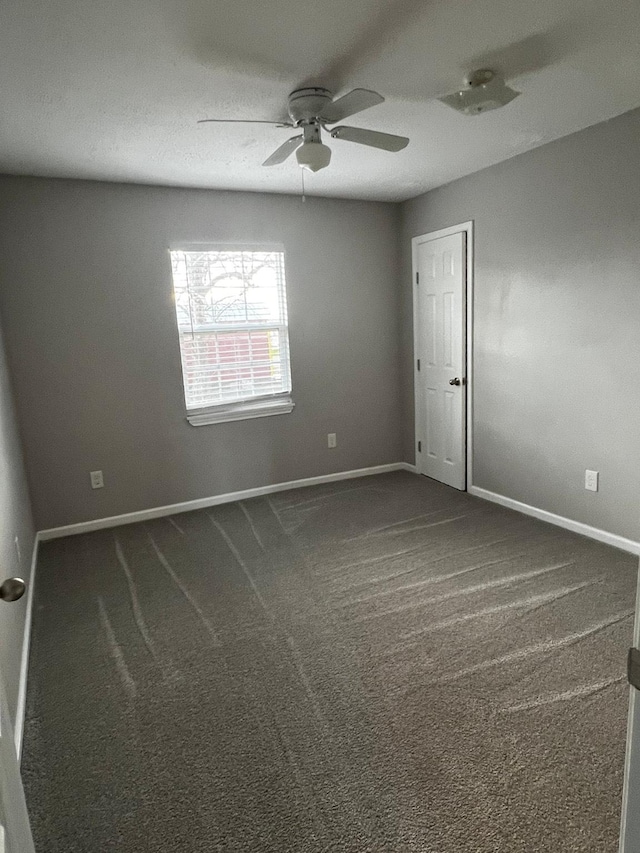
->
[412, 220, 474, 490]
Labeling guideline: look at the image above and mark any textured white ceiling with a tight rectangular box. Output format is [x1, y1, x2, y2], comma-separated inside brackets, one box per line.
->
[1, 0, 639, 201]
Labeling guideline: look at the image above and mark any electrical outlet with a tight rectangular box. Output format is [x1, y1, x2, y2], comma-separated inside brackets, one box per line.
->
[585, 469, 599, 492]
[90, 470, 104, 489]
[327, 433, 337, 449]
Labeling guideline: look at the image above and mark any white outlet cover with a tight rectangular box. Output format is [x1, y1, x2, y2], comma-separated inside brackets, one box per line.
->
[585, 470, 599, 492]
[90, 470, 104, 489]
[327, 433, 337, 448]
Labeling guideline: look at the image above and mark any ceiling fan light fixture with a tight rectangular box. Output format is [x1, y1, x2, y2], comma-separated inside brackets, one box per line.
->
[296, 140, 332, 172]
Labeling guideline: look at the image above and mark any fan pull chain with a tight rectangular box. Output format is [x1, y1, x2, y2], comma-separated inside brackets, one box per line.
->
[301, 168, 306, 203]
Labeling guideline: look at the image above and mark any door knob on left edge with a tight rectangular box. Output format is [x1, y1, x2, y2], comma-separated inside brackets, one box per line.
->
[449, 377, 462, 386]
[0, 578, 25, 602]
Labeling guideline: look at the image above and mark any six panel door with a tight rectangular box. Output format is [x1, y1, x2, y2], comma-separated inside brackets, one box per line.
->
[415, 230, 466, 490]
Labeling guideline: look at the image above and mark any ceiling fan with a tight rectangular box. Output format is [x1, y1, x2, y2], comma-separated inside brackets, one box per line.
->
[198, 87, 409, 173]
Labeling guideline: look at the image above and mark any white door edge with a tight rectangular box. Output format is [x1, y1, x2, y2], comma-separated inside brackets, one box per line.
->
[411, 220, 474, 490]
[619, 558, 640, 853]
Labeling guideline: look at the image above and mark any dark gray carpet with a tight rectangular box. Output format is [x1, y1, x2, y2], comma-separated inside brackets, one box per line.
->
[22, 471, 637, 852]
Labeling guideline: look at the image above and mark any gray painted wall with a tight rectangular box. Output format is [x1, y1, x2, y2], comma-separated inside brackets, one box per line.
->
[0, 322, 35, 727]
[0, 177, 402, 530]
[401, 108, 640, 543]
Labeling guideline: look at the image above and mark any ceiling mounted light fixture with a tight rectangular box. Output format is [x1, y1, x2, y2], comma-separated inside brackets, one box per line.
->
[439, 69, 520, 115]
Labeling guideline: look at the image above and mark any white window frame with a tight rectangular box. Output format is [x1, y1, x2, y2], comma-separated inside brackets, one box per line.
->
[169, 242, 294, 426]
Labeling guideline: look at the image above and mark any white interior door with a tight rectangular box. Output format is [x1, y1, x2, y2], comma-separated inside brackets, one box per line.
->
[620, 561, 640, 853]
[0, 673, 35, 852]
[413, 229, 467, 490]
[0, 580, 35, 852]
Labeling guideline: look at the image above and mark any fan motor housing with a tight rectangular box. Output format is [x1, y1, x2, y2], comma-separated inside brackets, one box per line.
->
[288, 87, 333, 123]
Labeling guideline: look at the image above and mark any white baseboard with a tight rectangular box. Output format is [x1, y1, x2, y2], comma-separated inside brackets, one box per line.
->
[469, 485, 640, 556]
[15, 534, 39, 761]
[38, 463, 418, 541]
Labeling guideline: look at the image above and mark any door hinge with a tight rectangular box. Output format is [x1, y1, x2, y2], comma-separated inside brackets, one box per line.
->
[417, 441, 422, 453]
[416, 272, 419, 284]
[628, 647, 640, 690]
[416, 359, 420, 371]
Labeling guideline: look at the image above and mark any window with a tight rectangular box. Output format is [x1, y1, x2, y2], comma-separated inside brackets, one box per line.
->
[169, 247, 293, 425]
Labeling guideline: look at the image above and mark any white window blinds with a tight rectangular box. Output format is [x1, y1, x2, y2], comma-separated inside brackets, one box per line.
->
[170, 248, 292, 412]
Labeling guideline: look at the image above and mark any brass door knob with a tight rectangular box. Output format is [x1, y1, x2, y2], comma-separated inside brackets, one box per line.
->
[449, 378, 461, 386]
[0, 578, 25, 602]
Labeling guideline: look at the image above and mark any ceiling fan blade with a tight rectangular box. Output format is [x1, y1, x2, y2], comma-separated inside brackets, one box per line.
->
[198, 119, 292, 126]
[321, 89, 384, 123]
[262, 135, 303, 166]
[330, 126, 409, 152]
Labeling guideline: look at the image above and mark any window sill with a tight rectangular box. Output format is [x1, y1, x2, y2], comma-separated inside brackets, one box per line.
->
[187, 397, 295, 426]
